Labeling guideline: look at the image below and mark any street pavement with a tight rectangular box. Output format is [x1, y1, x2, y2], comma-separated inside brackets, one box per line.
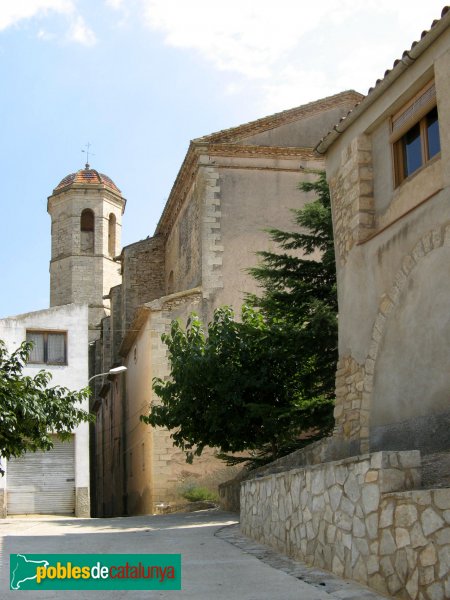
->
[0, 509, 390, 599]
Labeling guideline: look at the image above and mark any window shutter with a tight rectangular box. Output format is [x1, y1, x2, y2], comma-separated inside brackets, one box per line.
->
[391, 82, 436, 142]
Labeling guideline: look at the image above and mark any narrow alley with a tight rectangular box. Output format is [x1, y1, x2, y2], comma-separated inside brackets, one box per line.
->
[0, 509, 389, 599]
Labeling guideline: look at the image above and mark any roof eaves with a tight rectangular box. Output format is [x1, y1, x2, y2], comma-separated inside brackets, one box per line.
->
[154, 142, 201, 236]
[316, 5, 450, 154]
[153, 139, 322, 237]
[194, 90, 363, 145]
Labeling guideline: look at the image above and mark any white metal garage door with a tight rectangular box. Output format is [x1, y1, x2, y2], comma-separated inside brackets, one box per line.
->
[7, 436, 75, 515]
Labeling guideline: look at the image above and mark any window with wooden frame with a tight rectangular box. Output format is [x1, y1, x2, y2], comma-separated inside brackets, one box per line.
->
[391, 80, 441, 187]
[26, 330, 67, 365]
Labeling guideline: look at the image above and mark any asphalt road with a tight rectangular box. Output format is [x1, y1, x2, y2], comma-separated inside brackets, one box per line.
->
[0, 509, 389, 599]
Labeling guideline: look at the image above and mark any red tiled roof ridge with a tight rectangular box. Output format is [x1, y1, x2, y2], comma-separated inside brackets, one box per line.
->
[193, 90, 363, 145]
[54, 167, 121, 194]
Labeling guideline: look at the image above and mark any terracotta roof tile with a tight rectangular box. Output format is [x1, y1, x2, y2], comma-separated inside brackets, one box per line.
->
[54, 167, 121, 194]
[193, 90, 363, 145]
[316, 6, 450, 152]
[364, 6, 449, 96]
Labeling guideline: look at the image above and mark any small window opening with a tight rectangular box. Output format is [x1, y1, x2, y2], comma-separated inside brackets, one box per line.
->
[108, 213, 116, 257]
[167, 270, 174, 295]
[80, 209, 95, 253]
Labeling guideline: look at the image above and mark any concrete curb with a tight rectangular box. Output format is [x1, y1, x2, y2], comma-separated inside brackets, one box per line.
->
[215, 523, 392, 600]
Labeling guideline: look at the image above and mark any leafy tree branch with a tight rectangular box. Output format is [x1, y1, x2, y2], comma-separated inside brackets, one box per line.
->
[0, 340, 93, 474]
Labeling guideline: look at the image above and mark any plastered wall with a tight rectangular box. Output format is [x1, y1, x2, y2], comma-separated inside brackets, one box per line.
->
[325, 29, 450, 455]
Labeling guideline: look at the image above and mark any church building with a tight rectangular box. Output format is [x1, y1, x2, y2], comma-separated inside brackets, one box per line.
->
[87, 91, 362, 516]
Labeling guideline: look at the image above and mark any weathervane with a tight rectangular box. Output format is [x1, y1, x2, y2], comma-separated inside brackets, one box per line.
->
[82, 143, 95, 169]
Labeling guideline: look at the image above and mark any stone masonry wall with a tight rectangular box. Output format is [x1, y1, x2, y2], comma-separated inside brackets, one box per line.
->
[219, 438, 333, 513]
[329, 134, 375, 266]
[219, 434, 375, 514]
[333, 356, 370, 454]
[377, 489, 450, 599]
[241, 451, 450, 600]
[100, 316, 111, 374]
[121, 236, 165, 336]
[200, 165, 224, 298]
[110, 284, 123, 365]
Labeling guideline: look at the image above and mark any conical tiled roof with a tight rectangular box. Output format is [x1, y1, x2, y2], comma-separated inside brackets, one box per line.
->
[54, 165, 121, 194]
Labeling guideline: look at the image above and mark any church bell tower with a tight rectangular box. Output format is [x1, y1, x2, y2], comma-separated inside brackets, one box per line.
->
[47, 163, 126, 341]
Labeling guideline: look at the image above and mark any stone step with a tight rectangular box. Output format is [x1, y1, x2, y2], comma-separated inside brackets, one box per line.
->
[421, 451, 450, 489]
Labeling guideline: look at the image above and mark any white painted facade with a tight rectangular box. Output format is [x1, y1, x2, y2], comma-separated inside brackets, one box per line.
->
[0, 303, 90, 517]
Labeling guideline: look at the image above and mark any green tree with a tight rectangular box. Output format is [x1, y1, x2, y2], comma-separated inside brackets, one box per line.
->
[142, 305, 333, 464]
[0, 340, 92, 474]
[143, 172, 337, 465]
[247, 170, 337, 402]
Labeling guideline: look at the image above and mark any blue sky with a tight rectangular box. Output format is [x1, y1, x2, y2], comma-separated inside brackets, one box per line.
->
[0, 1, 446, 317]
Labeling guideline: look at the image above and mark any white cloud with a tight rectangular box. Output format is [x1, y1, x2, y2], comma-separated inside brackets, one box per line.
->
[67, 14, 96, 46]
[260, 68, 333, 115]
[2, 1, 445, 109]
[0, 0, 74, 31]
[142, 0, 338, 78]
[140, 0, 446, 111]
[224, 82, 243, 96]
[104, 0, 131, 29]
[105, 0, 125, 8]
[37, 28, 55, 40]
[0, 1, 97, 47]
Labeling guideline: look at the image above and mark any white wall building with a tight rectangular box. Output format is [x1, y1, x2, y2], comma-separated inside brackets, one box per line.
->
[0, 303, 90, 517]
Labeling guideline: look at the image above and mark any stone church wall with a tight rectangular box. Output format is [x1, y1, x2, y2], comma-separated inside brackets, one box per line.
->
[241, 93, 361, 148]
[165, 178, 202, 295]
[121, 235, 165, 336]
[204, 153, 326, 318]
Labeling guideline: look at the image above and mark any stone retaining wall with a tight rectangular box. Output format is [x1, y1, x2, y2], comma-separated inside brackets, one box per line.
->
[219, 477, 242, 513]
[240, 451, 450, 599]
[219, 439, 331, 513]
[219, 435, 367, 513]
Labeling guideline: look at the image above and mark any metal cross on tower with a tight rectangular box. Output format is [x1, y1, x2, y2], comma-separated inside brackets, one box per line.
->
[82, 143, 95, 169]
